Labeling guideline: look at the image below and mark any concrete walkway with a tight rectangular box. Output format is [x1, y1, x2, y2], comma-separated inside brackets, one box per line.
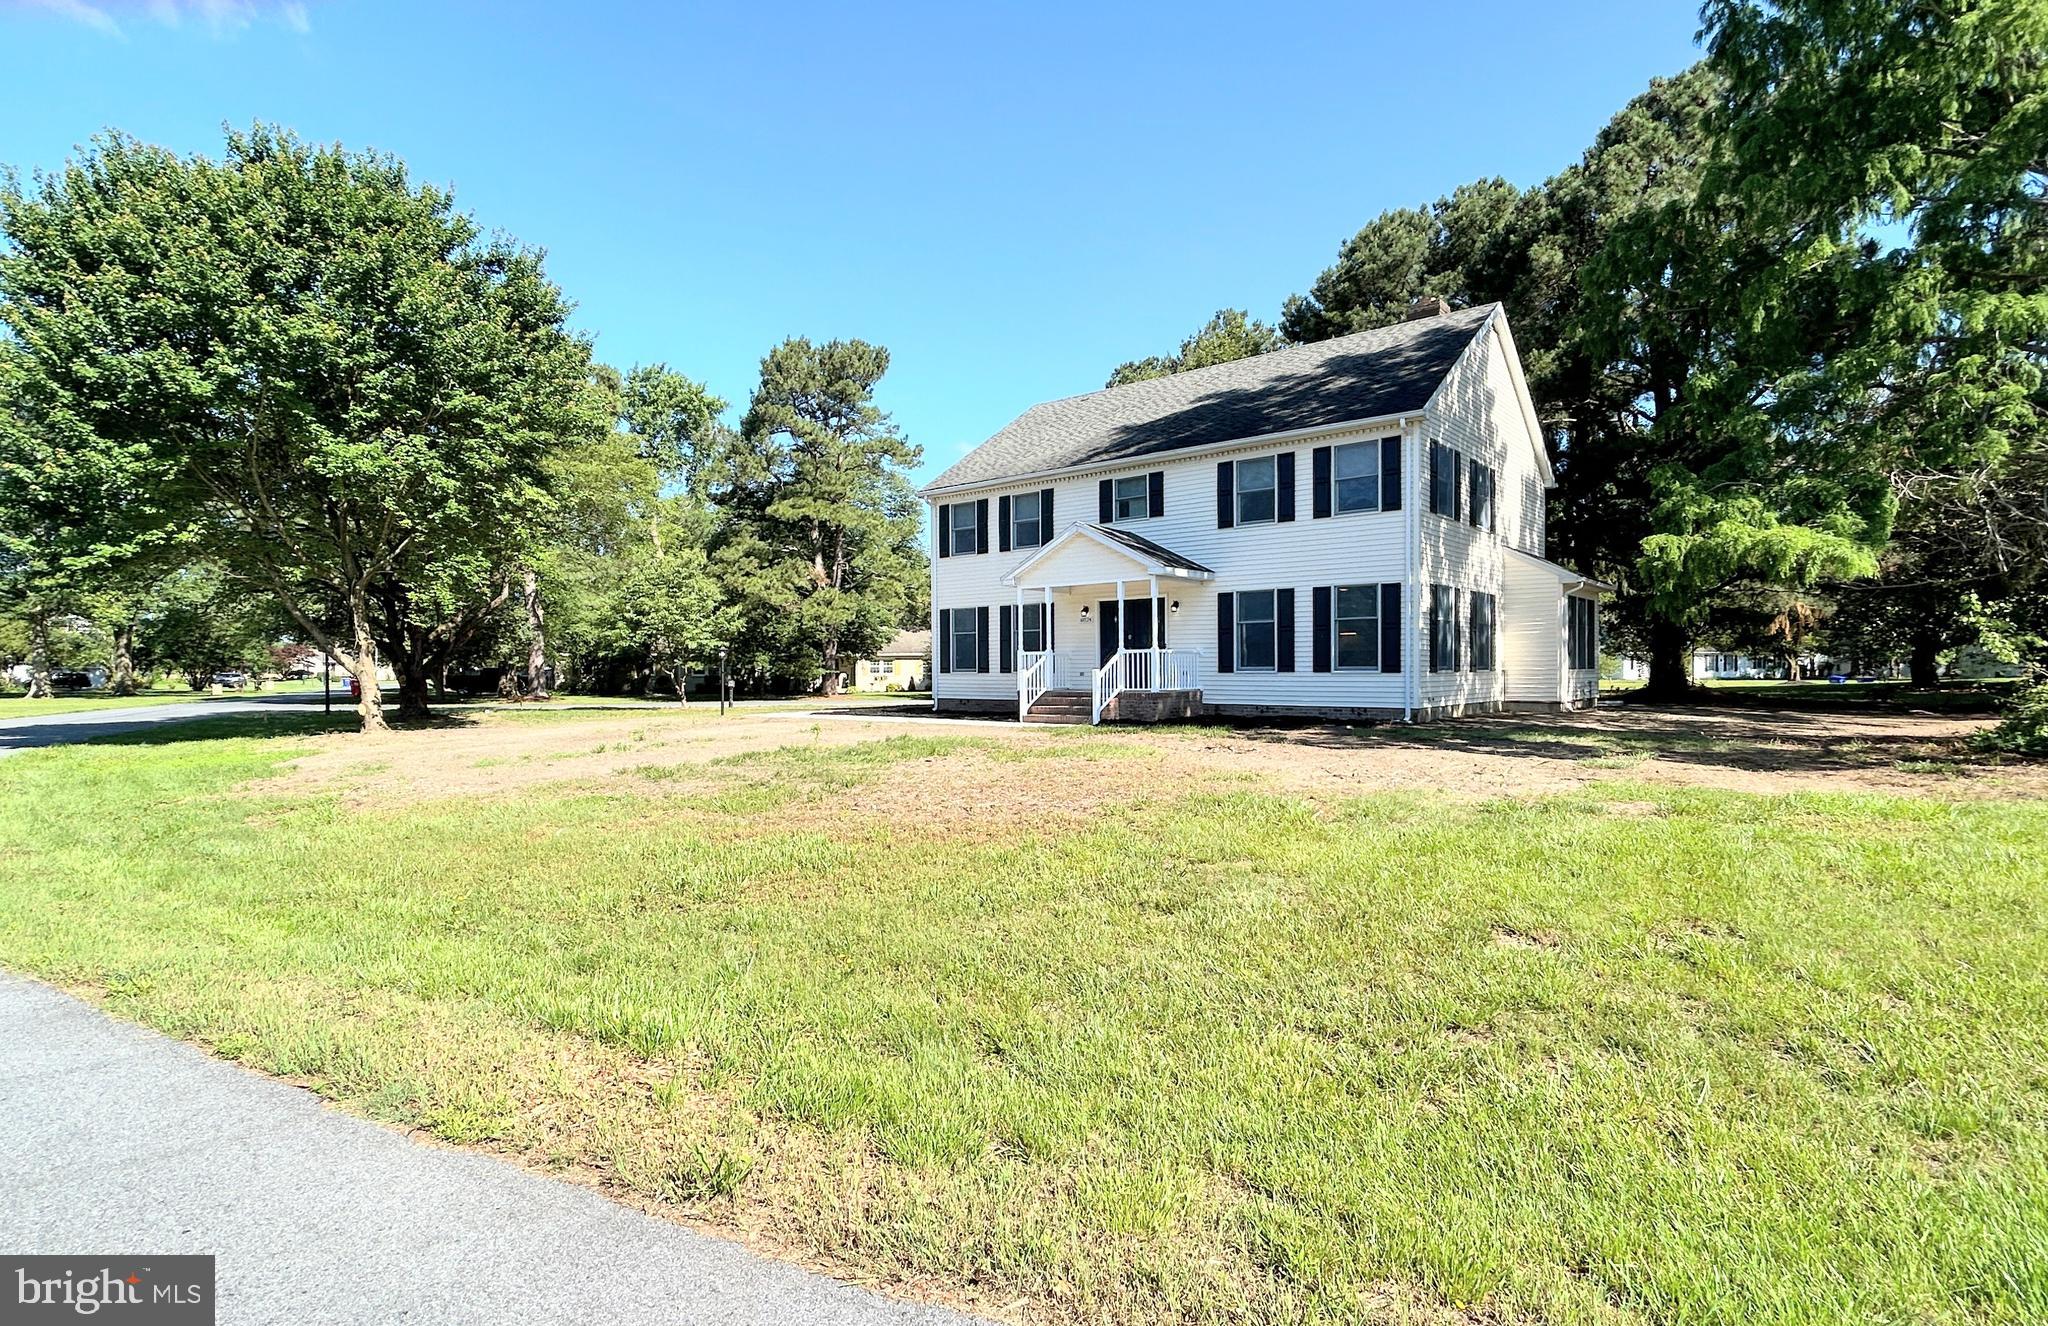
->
[0, 974, 980, 1325]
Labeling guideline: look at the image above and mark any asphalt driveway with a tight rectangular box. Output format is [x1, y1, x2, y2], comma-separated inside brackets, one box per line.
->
[0, 691, 333, 756]
[0, 973, 979, 1325]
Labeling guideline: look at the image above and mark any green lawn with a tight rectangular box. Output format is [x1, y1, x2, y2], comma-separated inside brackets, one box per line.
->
[1, 715, 2042, 1325]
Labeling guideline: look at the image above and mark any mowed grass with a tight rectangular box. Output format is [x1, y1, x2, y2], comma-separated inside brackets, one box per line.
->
[1, 719, 2045, 1324]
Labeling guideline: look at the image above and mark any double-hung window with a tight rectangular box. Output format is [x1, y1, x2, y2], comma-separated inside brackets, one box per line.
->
[1334, 585, 1379, 669]
[1468, 462, 1496, 533]
[1010, 490, 1043, 548]
[1236, 589, 1277, 670]
[948, 502, 980, 556]
[1112, 475, 1150, 522]
[1430, 583, 1461, 672]
[1020, 602, 1046, 654]
[1568, 597, 1598, 670]
[1236, 456, 1278, 525]
[1333, 440, 1380, 514]
[1429, 442, 1461, 518]
[950, 610, 980, 674]
[1469, 592, 1497, 671]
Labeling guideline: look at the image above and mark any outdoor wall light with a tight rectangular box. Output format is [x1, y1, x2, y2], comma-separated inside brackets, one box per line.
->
[1170, 600, 1180, 614]
[1078, 606, 1091, 623]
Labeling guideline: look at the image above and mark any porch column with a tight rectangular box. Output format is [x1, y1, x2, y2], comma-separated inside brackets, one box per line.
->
[1115, 579, 1125, 656]
[1148, 574, 1160, 648]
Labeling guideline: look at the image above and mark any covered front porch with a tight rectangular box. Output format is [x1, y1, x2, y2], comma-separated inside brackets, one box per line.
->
[1003, 524, 1211, 724]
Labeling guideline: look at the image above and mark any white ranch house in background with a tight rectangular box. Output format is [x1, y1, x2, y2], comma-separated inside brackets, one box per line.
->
[920, 300, 1606, 723]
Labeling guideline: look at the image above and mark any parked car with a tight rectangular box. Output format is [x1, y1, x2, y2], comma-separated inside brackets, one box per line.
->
[51, 669, 95, 689]
[212, 671, 249, 689]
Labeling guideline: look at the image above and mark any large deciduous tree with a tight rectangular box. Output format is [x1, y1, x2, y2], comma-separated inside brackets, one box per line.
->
[719, 338, 923, 694]
[0, 127, 596, 731]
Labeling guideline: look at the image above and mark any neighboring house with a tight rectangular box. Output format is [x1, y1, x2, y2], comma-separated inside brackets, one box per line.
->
[847, 630, 930, 693]
[920, 299, 1607, 723]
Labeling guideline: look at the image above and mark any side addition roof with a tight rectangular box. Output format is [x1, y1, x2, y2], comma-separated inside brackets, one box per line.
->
[925, 304, 1499, 493]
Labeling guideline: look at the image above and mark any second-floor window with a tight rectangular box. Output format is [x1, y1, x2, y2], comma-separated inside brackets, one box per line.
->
[1012, 490, 1043, 547]
[1467, 460, 1497, 534]
[1236, 456, 1277, 525]
[1333, 440, 1380, 513]
[1113, 474, 1149, 522]
[949, 502, 980, 555]
[1429, 442, 1462, 519]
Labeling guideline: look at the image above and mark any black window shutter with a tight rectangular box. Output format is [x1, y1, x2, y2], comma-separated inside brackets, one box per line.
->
[1000, 604, 1015, 673]
[976, 606, 991, 672]
[1098, 478, 1113, 523]
[975, 499, 990, 554]
[1427, 445, 1439, 514]
[1148, 470, 1164, 518]
[1450, 589, 1462, 670]
[937, 504, 951, 557]
[938, 609, 952, 672]
[1311, 447, 1332, 519]
[1276, 589, 1296, 672]
[1216, 461, 1235, 529]
[1488, 466, 1498, 532]
[1383, 438, 1402, 512]
[1216, 592, 1235, 672]
[999, 495, 1012, 552]
[1380, 584, 1402, 673]
[1276, 452, 1296, 523]
[1467, 458, 1481, 528]
[1040, 487, 1054, 543]
[1311, 586, 1332, 672]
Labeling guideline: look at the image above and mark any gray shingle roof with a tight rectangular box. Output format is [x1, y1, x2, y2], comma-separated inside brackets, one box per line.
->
[926, 304, 1497, 492]
[1090, 524, 1213, 575]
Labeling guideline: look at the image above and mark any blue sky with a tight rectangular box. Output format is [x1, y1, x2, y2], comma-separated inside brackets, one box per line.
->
[2, 0, 1704, 485]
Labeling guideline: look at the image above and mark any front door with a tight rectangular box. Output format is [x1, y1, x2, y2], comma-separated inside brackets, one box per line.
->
[1098, 598, 1157, 664]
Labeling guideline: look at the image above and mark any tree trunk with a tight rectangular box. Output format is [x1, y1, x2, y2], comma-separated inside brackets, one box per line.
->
[25, 612, 54, 699]
[1640, 615, 1692, 702]
[396, 657, 433, 719]
[109, 622, 138, 695]
[818, 635, 842, 696]
[523, 568, 549, 699]
[349, 584, 388, 733]
[1909, 632, 1943, 689]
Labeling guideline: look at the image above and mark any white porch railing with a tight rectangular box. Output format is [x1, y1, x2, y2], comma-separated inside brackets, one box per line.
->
[1018, 649, 1052, 722]
[1089, 648, 1202, 724]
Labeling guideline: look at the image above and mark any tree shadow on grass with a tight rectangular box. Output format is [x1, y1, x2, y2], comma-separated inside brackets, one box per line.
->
[1186, 705, 1991, 779]
[65, 710, 482, 750]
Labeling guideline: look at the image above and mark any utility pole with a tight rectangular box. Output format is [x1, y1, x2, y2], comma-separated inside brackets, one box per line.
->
[323, 652, 331, 716]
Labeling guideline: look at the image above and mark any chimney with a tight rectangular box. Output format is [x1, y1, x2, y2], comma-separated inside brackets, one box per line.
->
[1403, 295, 1451, 321]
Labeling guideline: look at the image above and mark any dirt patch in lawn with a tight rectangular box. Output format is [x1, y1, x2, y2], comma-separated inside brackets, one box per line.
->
[263, 703, 2044, 811]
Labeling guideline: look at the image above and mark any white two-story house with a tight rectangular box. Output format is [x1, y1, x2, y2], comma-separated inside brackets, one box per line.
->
[921, 300, 1606, 723]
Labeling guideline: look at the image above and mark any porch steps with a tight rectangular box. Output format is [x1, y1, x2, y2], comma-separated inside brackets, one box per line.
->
[1024, 689, 1091, 724]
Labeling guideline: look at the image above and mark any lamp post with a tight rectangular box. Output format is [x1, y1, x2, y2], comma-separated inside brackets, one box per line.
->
[322, 652, 331, 716]
[717, 645, 729, 717]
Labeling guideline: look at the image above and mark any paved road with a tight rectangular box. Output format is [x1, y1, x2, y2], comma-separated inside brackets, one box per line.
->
[0, 974, 979, 1325]
[0, 691, 335, 756]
